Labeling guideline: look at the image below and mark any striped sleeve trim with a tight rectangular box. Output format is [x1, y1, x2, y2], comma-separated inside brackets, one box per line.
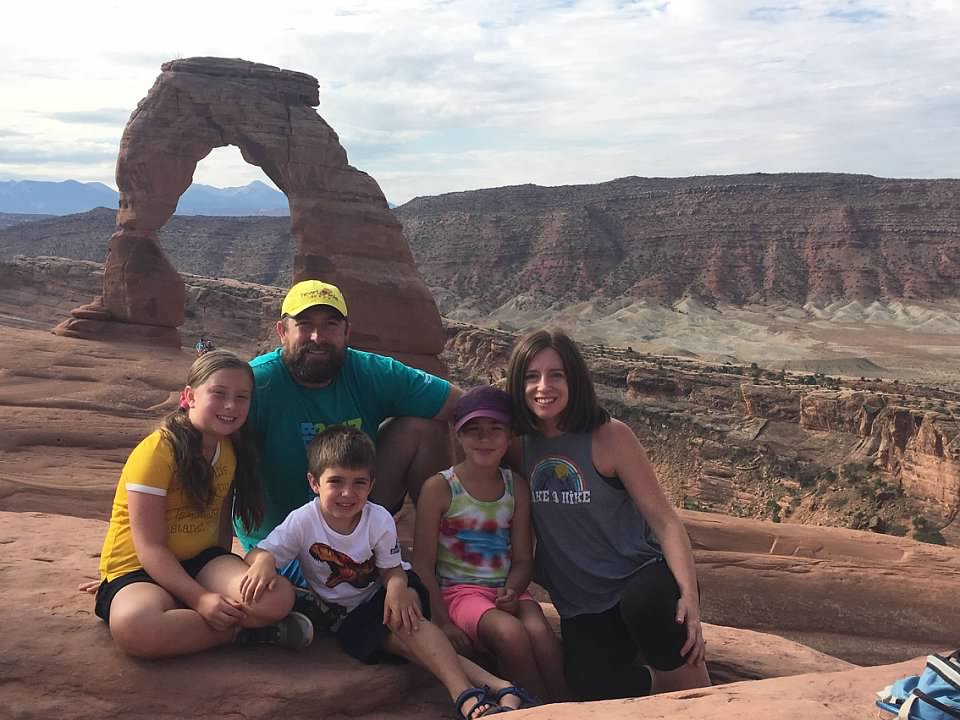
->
[126, 483, 167, 497]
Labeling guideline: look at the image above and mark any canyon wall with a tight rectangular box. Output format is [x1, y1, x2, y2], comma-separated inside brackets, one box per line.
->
[396, 173, 960, 312]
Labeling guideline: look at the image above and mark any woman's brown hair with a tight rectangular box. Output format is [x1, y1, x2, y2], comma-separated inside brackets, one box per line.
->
[506, 329, 609, 435]
[160, 350, 263, 532]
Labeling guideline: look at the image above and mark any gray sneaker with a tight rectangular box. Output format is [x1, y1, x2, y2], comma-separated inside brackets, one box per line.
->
[236, 611, 314, 650]
[293, 587, 341, 634]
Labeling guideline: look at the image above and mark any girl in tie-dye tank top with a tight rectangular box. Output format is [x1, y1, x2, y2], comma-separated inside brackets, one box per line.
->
[414, 386, 568, 705]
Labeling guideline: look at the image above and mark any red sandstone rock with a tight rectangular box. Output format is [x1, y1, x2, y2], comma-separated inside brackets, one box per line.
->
[1, 509, 856, 720]
[53, 56, 443, 366]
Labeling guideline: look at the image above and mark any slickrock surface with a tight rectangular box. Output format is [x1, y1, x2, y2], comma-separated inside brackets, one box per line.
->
[518, 659, 925, 720]
[52, 57, 443, 369]
[0, 316, 956, 717]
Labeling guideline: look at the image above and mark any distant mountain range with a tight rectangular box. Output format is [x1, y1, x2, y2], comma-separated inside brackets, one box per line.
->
[0, 179, 291, 216]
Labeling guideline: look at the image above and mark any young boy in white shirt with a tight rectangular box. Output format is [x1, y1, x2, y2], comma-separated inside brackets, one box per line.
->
[240, 426, 532, 719]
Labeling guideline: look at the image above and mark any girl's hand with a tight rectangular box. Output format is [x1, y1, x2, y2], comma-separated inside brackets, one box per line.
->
[441, 621, 473, 655]
[676, 594, 706, 666]
[195, 591, 246, 631]
[384, 586, 424, 635]
[495, 586, 519, 614]
[239, 562, 277, 605]
[77, 579, 100, 594]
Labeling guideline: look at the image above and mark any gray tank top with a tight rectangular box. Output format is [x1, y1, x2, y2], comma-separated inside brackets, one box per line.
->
[523, 430, 663, 618]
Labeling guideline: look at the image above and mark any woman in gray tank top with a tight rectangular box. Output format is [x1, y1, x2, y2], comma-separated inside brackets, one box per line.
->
[506, 329, 710, 701]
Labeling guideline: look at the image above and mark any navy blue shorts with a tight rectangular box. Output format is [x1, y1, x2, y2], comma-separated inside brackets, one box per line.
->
[94, 546, 235, 623]
[335, 569, 431, 664]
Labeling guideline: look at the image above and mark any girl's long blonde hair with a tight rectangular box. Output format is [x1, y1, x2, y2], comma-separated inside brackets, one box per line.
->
[161, 350, 262, 532]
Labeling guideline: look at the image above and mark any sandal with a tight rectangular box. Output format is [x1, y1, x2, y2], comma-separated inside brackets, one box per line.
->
[454, 687, 507, 719]
[492, 685, 542, 709]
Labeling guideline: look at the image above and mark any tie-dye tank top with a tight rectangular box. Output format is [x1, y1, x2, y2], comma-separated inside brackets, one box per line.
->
[435, 467, 515, 588]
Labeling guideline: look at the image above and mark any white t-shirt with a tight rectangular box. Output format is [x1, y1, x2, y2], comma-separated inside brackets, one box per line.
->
[258, 500, 406, 614]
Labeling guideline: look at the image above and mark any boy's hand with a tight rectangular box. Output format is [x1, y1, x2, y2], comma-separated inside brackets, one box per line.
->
[495, 586, 519, 614]
[239, 557, 278, 605]
[383, 585, 424, 635]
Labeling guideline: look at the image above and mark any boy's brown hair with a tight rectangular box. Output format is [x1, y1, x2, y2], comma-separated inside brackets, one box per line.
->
[306, 425, 376, 477]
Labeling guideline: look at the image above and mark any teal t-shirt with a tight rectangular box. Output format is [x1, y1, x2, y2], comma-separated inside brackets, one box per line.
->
[235, 347, 450, 549]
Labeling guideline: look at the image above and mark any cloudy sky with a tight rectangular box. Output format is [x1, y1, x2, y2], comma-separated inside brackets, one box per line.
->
[2, 0, 958, 204]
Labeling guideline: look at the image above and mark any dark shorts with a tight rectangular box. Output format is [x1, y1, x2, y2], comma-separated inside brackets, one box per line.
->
[94, 546, 235, 623]
[335, 569, 431, 664]
[560, 560, 696, 701]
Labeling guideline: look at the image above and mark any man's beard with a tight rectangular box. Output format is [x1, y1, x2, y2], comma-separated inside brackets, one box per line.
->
[283, 341, 346, 384]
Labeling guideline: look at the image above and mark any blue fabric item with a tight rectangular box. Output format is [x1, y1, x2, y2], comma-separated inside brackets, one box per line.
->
[877, 652, 960, 720]
[235, 347, 450, 550]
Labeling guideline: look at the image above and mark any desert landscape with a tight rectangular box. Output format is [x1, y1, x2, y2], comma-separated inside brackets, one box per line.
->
[2, 51, 959, 720]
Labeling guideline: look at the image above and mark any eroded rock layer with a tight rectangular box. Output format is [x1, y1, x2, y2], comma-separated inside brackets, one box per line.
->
[53, 57, 443, 366]
[395, 173, 960, 312]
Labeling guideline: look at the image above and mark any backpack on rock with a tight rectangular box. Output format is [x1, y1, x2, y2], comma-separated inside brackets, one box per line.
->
[877, 651, 960, 720]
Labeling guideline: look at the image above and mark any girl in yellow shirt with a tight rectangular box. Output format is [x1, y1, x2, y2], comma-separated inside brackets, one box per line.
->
[91, 350, 311, 657]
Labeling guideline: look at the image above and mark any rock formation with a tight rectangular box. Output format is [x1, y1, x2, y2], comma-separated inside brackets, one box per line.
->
[394, 173, 960, 312]
[51, 57, 443, 373]
[2, 508, 875, 720]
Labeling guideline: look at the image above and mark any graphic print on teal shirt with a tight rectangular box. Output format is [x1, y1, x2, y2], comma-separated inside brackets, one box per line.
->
[234, 347, 450, 550]
[530, 455, 592, 505]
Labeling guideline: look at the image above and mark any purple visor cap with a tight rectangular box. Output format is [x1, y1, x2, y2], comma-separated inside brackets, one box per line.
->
[453, 385, 513, 432]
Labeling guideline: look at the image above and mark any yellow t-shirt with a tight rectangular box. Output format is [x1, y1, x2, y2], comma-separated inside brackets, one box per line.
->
[98, 429, 236, 582]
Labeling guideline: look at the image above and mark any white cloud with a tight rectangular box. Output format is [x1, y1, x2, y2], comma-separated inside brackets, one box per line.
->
[1, 0, 958, 203]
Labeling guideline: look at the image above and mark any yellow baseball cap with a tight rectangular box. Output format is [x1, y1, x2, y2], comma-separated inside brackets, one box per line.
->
[280, 280, 348, 318]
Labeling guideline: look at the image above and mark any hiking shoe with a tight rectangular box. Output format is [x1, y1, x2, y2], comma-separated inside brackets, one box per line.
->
[293, 587, 338, 635]
[236, 611, 313, 649]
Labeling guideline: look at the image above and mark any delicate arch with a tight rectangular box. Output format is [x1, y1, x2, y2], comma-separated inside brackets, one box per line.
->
[54, 57, 444, 372]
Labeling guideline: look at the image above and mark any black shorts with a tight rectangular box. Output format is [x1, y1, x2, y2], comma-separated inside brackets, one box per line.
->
[334, 569, 431, 664]
[94, 546, 235, 623]
[560, 560, 695, 701]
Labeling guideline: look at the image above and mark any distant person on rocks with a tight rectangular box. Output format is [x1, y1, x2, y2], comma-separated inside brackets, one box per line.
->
[195, 337, 215, 356]
[505, 329, 710, 700]
[84, 350, 311, 658]
[235, 280, 461, 591]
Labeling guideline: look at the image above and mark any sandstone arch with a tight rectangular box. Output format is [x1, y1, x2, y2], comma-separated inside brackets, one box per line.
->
[53, 57, 444, 372]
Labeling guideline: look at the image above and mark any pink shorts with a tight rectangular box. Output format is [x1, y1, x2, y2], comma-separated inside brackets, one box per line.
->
[440, 584, 536, 644]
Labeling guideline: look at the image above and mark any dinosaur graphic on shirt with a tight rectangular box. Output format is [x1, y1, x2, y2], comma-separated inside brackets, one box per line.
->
[308, 542, 377, 588]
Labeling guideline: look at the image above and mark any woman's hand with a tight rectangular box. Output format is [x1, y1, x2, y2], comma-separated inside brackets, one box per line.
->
[676, 594, 706, 665]
[194, 591, 246, 631]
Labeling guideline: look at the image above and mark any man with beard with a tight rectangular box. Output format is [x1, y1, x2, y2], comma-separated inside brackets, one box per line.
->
[235, 280, 461, 582]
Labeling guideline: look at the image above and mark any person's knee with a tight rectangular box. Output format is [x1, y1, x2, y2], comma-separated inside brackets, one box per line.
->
[522, 613, 558, 645]
[245, 577, 295, 625]
[110, 608, 165, 658]
[480, 614, 531, 656]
